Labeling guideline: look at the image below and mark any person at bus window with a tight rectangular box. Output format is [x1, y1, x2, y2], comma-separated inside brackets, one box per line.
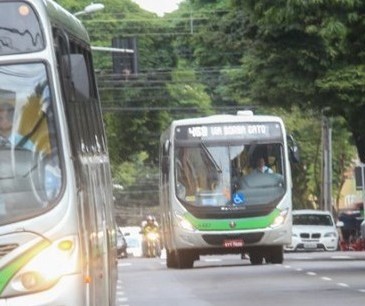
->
[253, 157, 273, 174]
[0, 101, 14, 146]
[0, 97, 34, 150]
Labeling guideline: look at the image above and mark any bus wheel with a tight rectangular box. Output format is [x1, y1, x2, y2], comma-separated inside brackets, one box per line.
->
[249, 250, 263, 265]
[166, 249, 177, 268]
[176, 250, 194, 269]
[268, 246, 284, 264]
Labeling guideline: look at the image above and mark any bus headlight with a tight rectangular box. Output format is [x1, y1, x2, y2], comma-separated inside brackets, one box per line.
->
[270, 209, 289, 229]
[2, 236, 78, 297]
[176, 214, 195, 231]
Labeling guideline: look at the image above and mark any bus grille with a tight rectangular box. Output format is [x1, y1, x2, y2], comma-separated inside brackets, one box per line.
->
[0, 244, 19, 258]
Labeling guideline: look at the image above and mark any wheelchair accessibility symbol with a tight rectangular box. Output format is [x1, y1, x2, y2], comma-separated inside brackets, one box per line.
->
[232, 192, 246, 205]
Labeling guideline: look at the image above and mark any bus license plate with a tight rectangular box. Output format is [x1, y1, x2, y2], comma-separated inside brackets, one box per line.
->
[223, 239, 244, 248]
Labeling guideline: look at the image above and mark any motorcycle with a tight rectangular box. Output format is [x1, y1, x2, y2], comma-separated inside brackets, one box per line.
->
[145, 230, 161, 258]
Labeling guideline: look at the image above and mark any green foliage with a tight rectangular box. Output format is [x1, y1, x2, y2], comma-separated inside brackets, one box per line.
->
[56, 0, 361, 210]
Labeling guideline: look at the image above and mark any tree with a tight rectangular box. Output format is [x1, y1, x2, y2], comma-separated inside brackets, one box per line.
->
[176, 0, 358, 207]
[230, 0, 365, 163]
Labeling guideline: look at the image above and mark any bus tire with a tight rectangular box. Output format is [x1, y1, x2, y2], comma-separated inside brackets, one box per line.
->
[176, 250, 194, 269]
[166, 249, 177, 268]
[268, 246, 284, 264]
[249, 250, 263, 265]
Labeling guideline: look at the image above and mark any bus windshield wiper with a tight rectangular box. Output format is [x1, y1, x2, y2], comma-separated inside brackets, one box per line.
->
[200, 141, 222, 173]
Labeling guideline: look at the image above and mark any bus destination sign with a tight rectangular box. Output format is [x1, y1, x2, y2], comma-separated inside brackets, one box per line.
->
[175, 122, 282, 141]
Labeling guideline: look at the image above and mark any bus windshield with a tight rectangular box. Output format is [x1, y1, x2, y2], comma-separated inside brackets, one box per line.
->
[175, 142, 285, 208]
[0, 62, 62, 224]
[0, 2, 44, 55]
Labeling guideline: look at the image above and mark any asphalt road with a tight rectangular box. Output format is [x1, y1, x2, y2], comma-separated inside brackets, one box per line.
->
[116, 251, 365, 306]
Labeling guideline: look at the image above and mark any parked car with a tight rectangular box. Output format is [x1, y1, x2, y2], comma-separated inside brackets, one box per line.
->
[285, 209, 341, 252]
[121, 226, 143, 257]
[117, 227, 128, 258]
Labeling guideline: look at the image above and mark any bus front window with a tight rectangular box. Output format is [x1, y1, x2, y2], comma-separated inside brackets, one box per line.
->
[0, 63, 62, 224]
[175, 143, 285, 208]
[175, 145, 231, 206]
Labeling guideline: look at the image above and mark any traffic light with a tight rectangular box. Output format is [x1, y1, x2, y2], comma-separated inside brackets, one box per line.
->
[112, 37, 138, 76]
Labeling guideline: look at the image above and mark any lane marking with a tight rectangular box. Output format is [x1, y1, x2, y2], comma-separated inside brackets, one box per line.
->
[331, 255, 352, 260]
[295, 268, 303, 272]
[337, 283, 349, 288]
[203, 258, 222, 262]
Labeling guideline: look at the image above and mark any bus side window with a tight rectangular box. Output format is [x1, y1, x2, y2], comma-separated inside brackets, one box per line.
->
[69, 54, 90, 100]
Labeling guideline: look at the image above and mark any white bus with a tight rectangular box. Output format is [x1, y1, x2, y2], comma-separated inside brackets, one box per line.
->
[160, 111, 299, 268]
[0, 1, 117, 305]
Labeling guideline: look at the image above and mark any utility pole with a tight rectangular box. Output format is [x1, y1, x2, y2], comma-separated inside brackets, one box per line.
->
[321, 115, 332, 213]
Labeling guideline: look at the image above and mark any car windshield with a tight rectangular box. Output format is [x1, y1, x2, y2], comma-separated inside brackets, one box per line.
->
[0, 63, 62, 225]
[293, 214, 334, 226]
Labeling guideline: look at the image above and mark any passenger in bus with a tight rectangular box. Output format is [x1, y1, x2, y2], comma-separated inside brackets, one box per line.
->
[0, 99, 14, 147]
[252, 157, 273, 174]
[0, 87, 61, 205]
[0, 93, 34, 150]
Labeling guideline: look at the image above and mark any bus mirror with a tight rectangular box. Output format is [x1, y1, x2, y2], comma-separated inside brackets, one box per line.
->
[162, 156, 169, 174]
[163, 140, 170, 156]
[161, 140, 170, 174]
[287, 135, 300, 163]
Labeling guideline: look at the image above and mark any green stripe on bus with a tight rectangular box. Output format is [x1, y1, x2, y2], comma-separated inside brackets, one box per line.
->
[184, 209, 280, 231]
[0, 240, 50, 294]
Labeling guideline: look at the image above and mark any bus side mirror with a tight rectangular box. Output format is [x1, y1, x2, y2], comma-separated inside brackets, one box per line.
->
[161, 140, 170, 174]
[287, 135, 300, 163]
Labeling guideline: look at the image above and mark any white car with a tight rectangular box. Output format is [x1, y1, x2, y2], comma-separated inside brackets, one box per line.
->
[285, 209, 340, 252]
[120, 226, 143, 257]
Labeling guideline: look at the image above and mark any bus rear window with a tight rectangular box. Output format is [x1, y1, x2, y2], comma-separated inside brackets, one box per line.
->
[0, 2, 44, 55]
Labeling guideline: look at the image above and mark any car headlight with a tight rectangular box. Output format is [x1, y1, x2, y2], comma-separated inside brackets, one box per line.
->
[1, 236, 79, 298]
[324, 232, 337, 238]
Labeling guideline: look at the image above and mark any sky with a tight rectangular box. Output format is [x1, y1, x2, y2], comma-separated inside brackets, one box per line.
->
[132, 0, 184, 16]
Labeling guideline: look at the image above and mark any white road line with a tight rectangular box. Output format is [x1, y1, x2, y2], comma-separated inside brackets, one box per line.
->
[306, 272, 317, 276]
[331, 255, 352, 259]
[358, 289, 365, 293]
[337, 283, 349, 288]
[321, 277, 332, 281]
[203, 258, 222, 262]
[118, 262, 132, 267]
[295, 268, 303, 272]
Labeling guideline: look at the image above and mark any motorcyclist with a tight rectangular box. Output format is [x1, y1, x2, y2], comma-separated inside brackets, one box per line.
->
[141, 215, 160, 257]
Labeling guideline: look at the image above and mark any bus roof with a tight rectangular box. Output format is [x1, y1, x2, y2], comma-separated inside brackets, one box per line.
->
[168, 113, 284, 127]
[35, 0, 90, 44]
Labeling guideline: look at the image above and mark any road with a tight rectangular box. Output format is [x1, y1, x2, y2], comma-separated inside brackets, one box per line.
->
[116, 251, 365, 306]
